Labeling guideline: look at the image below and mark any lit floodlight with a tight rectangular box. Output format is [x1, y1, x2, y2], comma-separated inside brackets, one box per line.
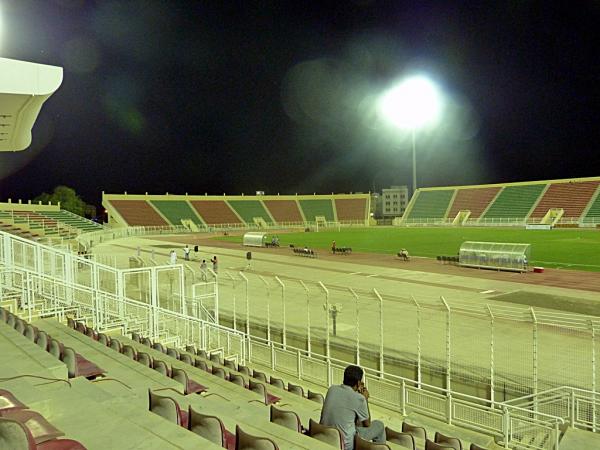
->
[379, 75, 442, 129]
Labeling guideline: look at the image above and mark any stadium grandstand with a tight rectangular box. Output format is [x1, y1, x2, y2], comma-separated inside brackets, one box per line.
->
[103, 192, 371, 229]
[401, 176, 600, 227]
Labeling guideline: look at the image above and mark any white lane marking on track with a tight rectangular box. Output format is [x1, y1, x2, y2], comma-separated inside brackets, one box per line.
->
[348, 272, 362, 276]
[366, 274, 378, 278]
[480, 290, 495, 294]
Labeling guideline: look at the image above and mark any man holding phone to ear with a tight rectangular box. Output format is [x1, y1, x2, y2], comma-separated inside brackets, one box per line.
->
[320, 365, 386, 450]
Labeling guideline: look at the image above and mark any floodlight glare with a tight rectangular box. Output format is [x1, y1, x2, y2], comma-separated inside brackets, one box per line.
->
[379, 75, 442, 129]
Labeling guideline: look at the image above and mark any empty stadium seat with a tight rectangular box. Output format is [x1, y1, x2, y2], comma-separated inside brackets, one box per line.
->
[229, 374, 246, 387]
[0, 390, 27, 413]
[171, 367, 207, 395]
[235, 425, 279, 450]
[187, 406, 229, 447]
[402, 422, 427, 441]
[426, 439, 456, 450]
[308, 419, 343, 449]
[307, 390, 324, 404]
[148, 390, 188, 428]
[385, 426, 416, 449]
[435, 431, 462, 450]
[269, 405, 301, 433]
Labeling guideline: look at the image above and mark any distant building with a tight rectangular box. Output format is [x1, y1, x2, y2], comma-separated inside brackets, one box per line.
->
[381, 185, 409, 217]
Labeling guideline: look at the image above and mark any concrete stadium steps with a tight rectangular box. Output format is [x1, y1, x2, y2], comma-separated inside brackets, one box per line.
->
[227, 200, 273, 224]
[447, 187, 502, 219]
[482, 184, 546, 219]
[334, 197, 368, 222]
[109, 200, 169, 226]
[150, 200, 204, 226]
[530, 180, 600, 220]
[190, 200, 243, 225]
[583, 189, 600, 222]
[262, 199, 304, 223]
[298, 199, 335, 222]
[406, 190, 455, 219]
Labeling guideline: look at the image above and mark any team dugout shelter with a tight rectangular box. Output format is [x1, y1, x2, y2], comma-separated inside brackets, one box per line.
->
[459, 241, 531, 273]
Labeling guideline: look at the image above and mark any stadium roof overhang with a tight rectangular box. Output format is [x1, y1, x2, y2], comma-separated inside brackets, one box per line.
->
[0, 57, 63, 152]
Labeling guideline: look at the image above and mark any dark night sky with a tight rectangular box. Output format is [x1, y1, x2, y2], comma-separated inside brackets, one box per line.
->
[1, 0, 600, 207]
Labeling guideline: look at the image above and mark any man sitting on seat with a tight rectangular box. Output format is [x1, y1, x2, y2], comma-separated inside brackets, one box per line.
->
[320, 365, 386, 450]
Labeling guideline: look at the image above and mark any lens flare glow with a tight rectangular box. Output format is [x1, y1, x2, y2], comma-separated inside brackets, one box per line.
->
[378, 75, 443, 129]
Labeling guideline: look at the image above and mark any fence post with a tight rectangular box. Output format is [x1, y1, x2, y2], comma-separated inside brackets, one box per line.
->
[400, 379, 407, 416]
[502, 407, 511, 449]
[442, 296, 451, 393]
[591, 320, 597, 432]
[349, 288, 360, 365]
[275, 276, 286, 348]
[259, 276, 271, 343]
[487, 305, 495, 407]
[570, 389, 576, 427]
[225, 273, 237, 331]
[374, 289, 384, 377]
[299, 280, 311, 357]
[319, 281, 331, 385]
[239, 272, 249, 337]
[530, 307, 538, 414]
[412, 296, 422, 388]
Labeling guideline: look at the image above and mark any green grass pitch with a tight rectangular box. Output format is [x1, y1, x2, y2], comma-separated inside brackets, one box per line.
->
[215, 227, 600, 271]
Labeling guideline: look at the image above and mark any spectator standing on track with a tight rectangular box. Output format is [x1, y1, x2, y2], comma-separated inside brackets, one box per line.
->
[200, 259, 207, 281]
[183, 245, 190, 261]
[331, 240, 336, 254]
[320, 365, 386, 450]
[211, 256, 218, 274]
[245, 251, 252, 270]
[169, 250, 177, 265]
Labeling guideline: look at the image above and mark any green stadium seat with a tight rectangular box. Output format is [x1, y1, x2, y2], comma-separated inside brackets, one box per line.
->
[227, 200, 273, 225]
[406, 190, 455, 220]
[150, 200, 204, 226]
[298, 199, 335, 222]
[482, 184, 545, 220]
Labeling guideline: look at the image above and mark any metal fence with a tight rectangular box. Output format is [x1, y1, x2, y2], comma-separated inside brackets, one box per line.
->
[4, 229, 600, 448]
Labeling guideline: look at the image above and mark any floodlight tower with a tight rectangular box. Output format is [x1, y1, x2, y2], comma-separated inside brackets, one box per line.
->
[378, 75, 443, 194]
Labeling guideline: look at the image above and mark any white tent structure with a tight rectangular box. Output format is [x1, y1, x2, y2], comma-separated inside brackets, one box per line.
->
[243, 232, 267, 247]
[0, 57, 63, 151]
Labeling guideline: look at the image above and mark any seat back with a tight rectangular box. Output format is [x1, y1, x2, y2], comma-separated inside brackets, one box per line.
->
[23, 325, 36, 341]
[180, 353, 193, 365]
[67, 317, 76, 329]
[75, 322, 86, 334]
[426, 440, 456, 450]
[238, 365, 250, 376]
[435, 432, 462, 450]
[188, 406, 225, 446]
[212, 367, 226, 379]
[167, 348, 179, 359]
[402, 422, 427, 441]
[61, 347, 78, 378]
[0, 308, 7, 323]
[138, 352, 152, 367]
[269, 405, 301, 432]
[148, 391, 180, 424]
[131, 332, 141, 343]
[14, 319, 25, 334]
[109, 338, 122, 353]
[253, 370, 267, 383]
[152, 342, 165, 353]
[469, 444, 488, 450]
[0, 389, 28, 412]
[197, 349, 208, 359]
[224, 359, 237, 371]
[307, 390, 324, 404]
[308, 419, 343, 449]
[185, 345, 196, 354]
[85, 327, 97, 339]
[195, 359, 209, 371]
[122, 345, 137, 360]
[288, 383, 304, 397]
[209, 353, 223, 365]
[355, 434, 391, 450]
[35, 331, 49, 351]
[0, 417, 35, 450]
[270, 377, 284, 389]
[235, 425, 278, 450]
[153, 360, 170, 377]
[6, 314, 15, 327]
[98, 333, 110, 346]
[48, 339, 62, 359]
[385, 427, 415, 449]
[171, 367, 188, 390]
[142, 337, 152, 347]
[248, 380, 266, 397]
[229, 374, 245, 387]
